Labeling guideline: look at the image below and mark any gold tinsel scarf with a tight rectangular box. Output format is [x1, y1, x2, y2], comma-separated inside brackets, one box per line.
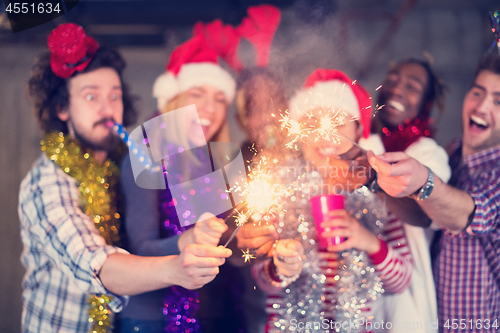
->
[41, 132, 122, 333]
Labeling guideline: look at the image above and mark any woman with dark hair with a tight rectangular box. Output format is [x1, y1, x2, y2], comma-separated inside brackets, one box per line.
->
[232, 67, 290, 333]
[236, 67, 288, 158]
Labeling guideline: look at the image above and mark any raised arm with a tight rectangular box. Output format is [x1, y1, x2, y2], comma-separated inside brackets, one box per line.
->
[19, 159, 231, 299]
[377, 137, 452, 228]
[100, 244, 231, 295]
[368, 151, 475, 232]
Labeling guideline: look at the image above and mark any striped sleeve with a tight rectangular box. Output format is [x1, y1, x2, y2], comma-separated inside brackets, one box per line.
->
[251, 259, 284, 294]
[368, 213, 413, 294]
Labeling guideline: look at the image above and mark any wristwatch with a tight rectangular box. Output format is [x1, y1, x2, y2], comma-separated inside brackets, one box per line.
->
[411, 166, 434, 201]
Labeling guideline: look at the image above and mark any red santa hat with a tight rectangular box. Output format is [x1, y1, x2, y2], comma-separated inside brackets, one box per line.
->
[152, 36, 236, 111]
[289, 69, 373, 139]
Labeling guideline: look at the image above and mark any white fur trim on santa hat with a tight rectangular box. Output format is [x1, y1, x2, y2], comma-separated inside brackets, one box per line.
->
[153, 72, 178, 111]
[153, 62, 236, 112]
[178, 63, 235, 102]
[289, 81, 360, 120]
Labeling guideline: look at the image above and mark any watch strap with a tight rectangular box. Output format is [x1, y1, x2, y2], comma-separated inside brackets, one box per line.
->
[410, 166, 434, 201]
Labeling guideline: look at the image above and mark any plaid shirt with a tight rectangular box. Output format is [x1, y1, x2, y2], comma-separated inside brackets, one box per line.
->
[434, 142, 500, 332]
[19, 153, 129, 333]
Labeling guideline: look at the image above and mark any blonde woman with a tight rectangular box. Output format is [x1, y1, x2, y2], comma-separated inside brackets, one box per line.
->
[119, 37, 241, 333]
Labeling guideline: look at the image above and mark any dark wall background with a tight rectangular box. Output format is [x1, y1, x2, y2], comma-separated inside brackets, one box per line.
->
[1, 0, 499, 331]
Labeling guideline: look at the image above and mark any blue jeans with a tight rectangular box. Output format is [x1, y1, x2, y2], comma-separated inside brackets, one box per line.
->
[118, 318, 165, 333]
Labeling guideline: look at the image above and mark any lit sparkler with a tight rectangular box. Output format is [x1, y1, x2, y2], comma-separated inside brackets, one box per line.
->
[241, 249, 256, 263]
[223, 154, 288, 249]
[279, 112, 307, 150]
[234, 211, 250, 227]
[279, 109, 348, 150]
[312, 110, 347, 143]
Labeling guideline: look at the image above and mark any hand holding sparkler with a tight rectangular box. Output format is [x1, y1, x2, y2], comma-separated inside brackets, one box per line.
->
[366, 150, 427, 198]
[178, 212, 228, 251]
[272, 239, 304, 280]
[235, 223, 279, 257]
[223, 154, 288, 251]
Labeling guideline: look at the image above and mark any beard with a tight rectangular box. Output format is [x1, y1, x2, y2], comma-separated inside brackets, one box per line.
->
[71, 121, 120, 153]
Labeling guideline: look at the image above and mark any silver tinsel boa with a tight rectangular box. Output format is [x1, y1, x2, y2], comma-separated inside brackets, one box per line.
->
[267, 156, 387, 333]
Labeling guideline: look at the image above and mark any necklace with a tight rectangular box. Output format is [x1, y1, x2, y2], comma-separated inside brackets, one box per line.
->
[41, 132, 122, 333]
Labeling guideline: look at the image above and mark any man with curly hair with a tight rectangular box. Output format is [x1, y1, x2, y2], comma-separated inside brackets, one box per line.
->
[20, 23, 231, 333]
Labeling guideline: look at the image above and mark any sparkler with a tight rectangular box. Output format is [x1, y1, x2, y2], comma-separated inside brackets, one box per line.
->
[337, 130, 366, 152]
[225, 107, 353, 255]
[223, 154, 289, 253]
[241, 249, 256, 263]
[279, 112, 307, 150]
[312, 111, 347, 143]
[279, 108, 348, 150]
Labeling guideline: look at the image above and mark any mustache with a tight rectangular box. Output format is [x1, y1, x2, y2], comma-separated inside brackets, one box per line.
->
[93, 118, 115, 128]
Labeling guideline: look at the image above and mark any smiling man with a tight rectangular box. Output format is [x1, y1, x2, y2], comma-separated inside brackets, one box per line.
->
[369, 53, 500, 332]
[377, 60, 431, 127]
[371, 59, 451, 180]
[19, 23, 231, 333]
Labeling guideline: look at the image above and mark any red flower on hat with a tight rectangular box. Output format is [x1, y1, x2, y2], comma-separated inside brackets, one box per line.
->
[48, 23, 99, 79]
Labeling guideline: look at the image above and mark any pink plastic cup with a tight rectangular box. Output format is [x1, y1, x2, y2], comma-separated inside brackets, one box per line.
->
[309, 194, 345, 249]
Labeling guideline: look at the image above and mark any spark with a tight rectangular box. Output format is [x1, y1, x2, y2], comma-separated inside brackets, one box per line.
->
[242, 155, 287, 214]
[313, 110, 347, 143]
[242, 249, 256, 263]
[234, 211, 249, 227]
[280, 108, 348, 148]
[373, 104, 385, 116]
[279, 111, 307, 150]
[226, 154, 289, 230]
[224, 154, 289, 248]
